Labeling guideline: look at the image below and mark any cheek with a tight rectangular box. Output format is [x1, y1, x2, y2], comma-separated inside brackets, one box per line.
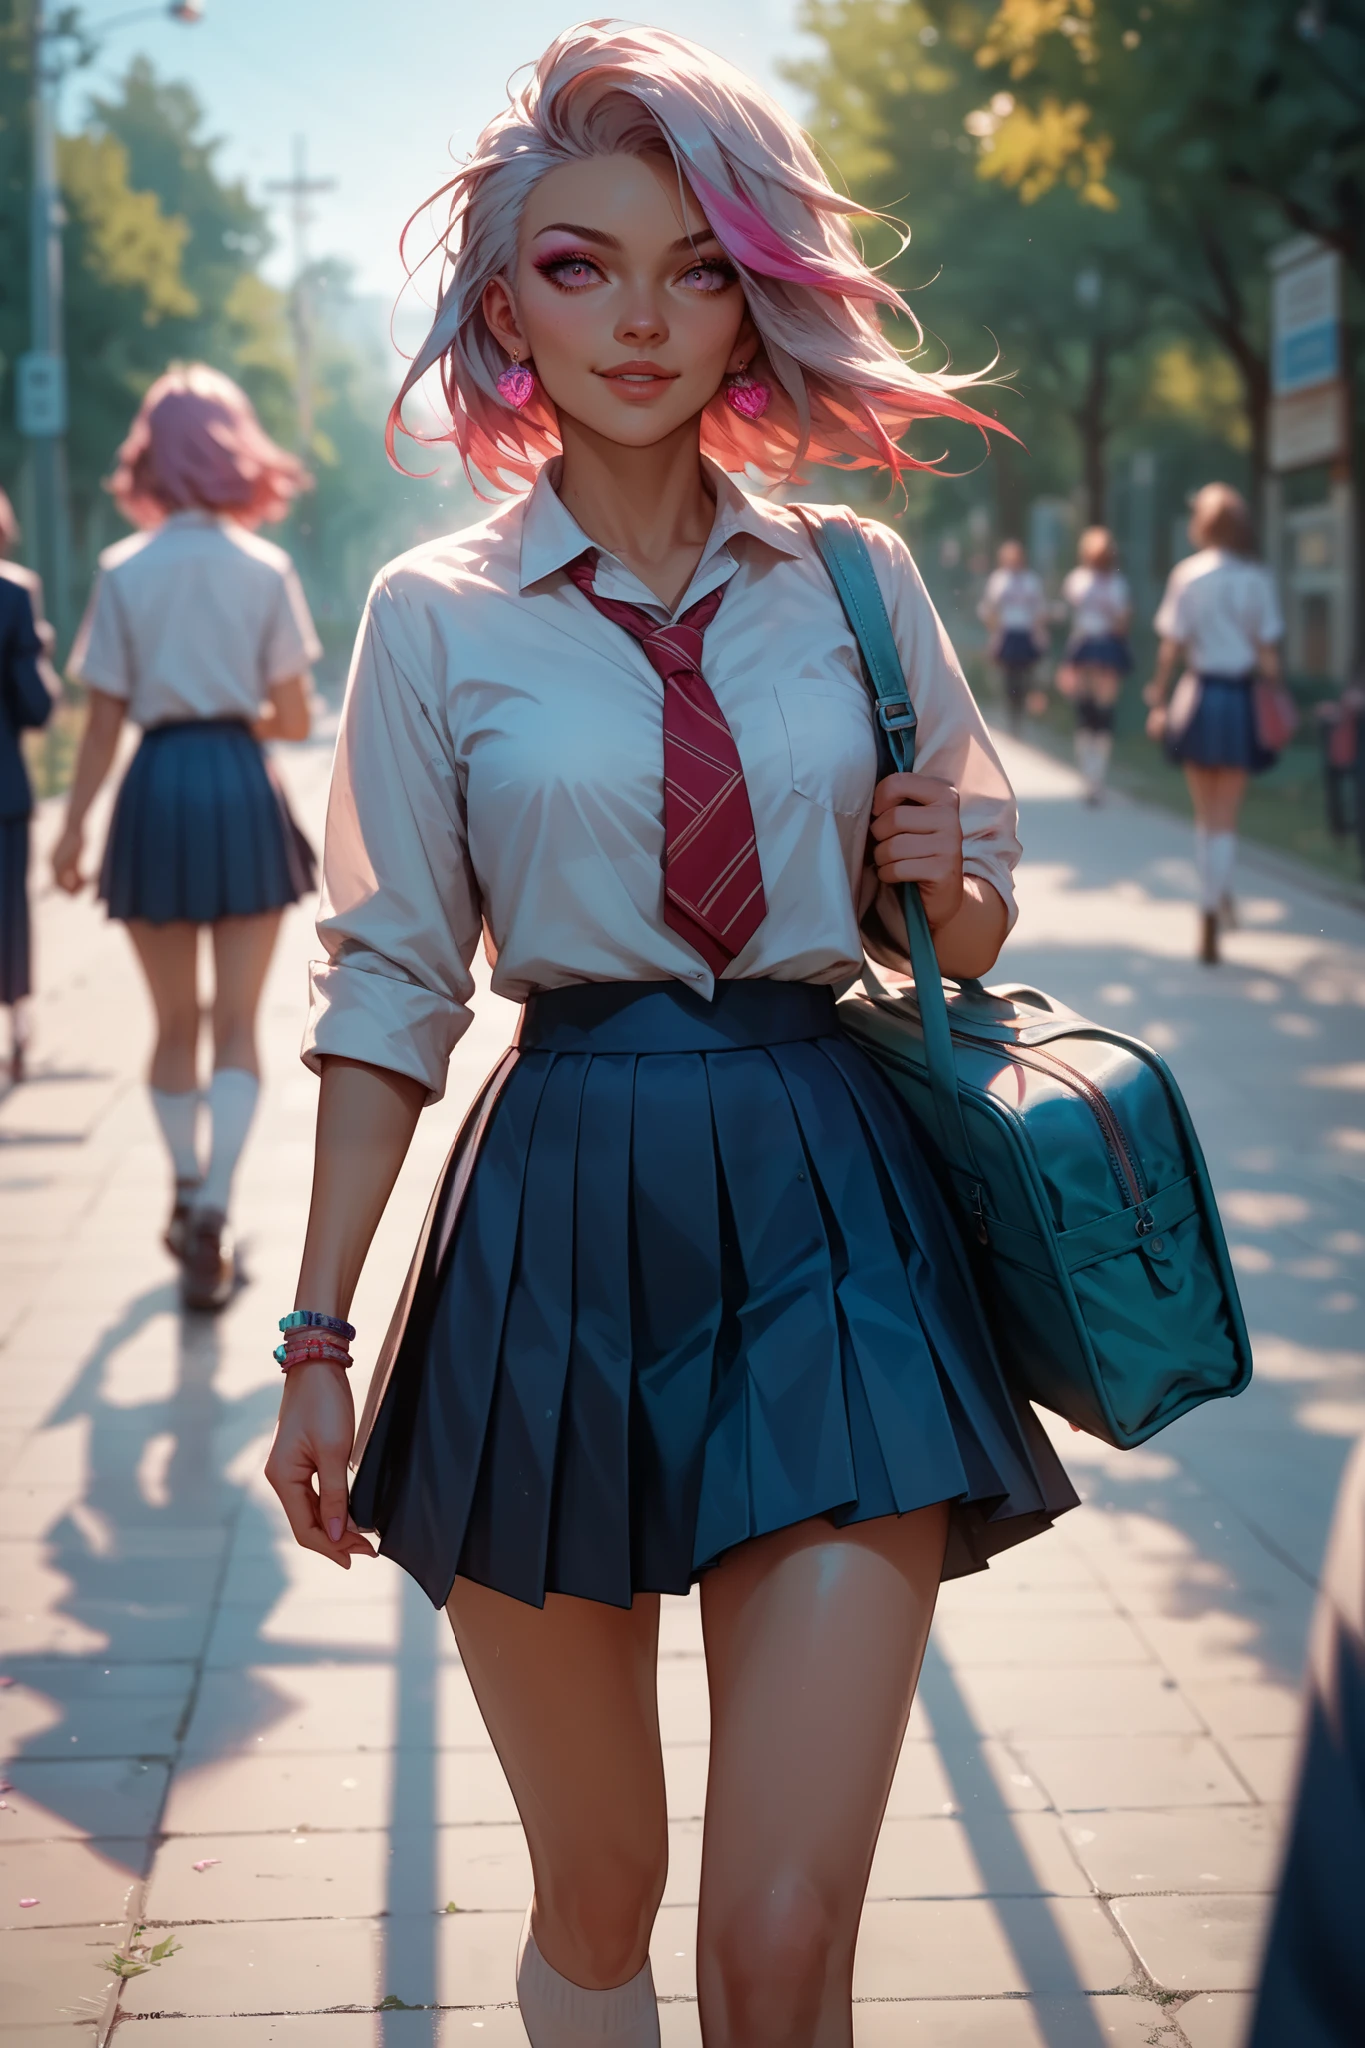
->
[516, 277, 607, 367]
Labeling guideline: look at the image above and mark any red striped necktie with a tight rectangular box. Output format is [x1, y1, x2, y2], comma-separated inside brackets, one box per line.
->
[566, 551, 767, 976]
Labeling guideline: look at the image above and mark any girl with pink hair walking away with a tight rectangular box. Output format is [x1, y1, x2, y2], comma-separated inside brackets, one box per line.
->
[54, 364, 321, 1308]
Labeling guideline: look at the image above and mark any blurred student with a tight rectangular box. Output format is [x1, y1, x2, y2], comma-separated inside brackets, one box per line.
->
[1146, 484, 1286, 966]
[1248, 1430, 1365, 2046]
[53, 365, 320, 1309]
[0, 489, 57, 1083]
[979, 539, 1048, 736]
[1059, 526, 1131, 806]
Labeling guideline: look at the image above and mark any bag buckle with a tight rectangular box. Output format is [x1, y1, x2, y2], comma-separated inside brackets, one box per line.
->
[878, 697, 915, 733]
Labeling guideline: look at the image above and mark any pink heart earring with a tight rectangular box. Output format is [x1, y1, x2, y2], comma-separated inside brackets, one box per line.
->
[724, 367, 771, 421]
[496, 354, 536, 411]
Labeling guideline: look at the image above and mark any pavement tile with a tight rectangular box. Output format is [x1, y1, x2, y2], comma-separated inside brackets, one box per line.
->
[869, 1812, 1089, 1899]
[1061, 1807, 1284, 1895]
[1177, 1991, 1257, 2047]
[163, 1751, 394, 1835]
[145, 1827, 389, 1922]
[435, 1905, 527, 2006]
[656, 1595, 703, 1655]
[1129, 1610, 1278, 1683]
[1014, 1735, 1254, 1811]
[437, 1823, 534, 1913]
[0, 1757, 169, 1841]
[107, 2020, 531, 2045]
[437, 1750, 522, 1827]
[656, 1658, 709, 1745]
[851, 1996, 1189, 2043]
[181, 1663, 395, 1758]
[1112, 1893, 1270, 1993]
[1219, 1736, 1300, 1803]
[953, 1664, 1202, 1740]
[1183, 1681, 1303, 1741]
[851, 1896, 1136, 1998]
[116, 1915, 384, 2016]
[0, 1923, 120, 2027]
[932, 1610, 1154, 1665]
[204, 1596, 402, 1665]
[0, 1835, 144, 1929]
[1, 1689, 186, 1762]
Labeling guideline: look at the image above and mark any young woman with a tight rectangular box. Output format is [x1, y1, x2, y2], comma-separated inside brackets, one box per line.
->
[54, 365, 321, 1309]
[1147, 483, 1285, 965]
[979, 537, 1048, 735]
[1060, 525, 1132, 805]
[0, 489, 57, 1084]
[266, 27, 1076, 2046]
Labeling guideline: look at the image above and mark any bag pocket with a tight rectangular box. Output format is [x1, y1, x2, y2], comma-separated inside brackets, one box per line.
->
[775, 680, 876, 817]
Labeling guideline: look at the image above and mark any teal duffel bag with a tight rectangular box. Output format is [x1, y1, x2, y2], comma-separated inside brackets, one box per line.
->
[800, 507, 1253, 1450]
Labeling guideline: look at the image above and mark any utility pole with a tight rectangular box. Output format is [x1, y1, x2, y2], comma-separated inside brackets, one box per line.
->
[266, 137, 335, 451]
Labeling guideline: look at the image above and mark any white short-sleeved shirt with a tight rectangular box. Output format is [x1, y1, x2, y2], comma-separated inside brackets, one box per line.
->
[68, 510, 321, 726]
[979, 567, 1047, 636]
[1062, 567, 1131, 641]
[1154, 549, 1283, 677]
[304, 462, 1022, 1103]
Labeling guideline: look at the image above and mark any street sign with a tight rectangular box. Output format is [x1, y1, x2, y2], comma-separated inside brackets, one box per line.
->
[16, 351, 67, 437]
[1270, 383, 1348, 472]
[1271, 241, 1340, 396]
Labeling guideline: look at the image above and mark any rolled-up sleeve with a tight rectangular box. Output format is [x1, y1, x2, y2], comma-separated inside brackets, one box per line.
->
[303, 578, 481, 1102]
[860, 521, 1021, 954]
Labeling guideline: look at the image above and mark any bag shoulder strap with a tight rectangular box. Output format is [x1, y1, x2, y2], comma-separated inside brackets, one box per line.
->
[792, 504, 978, 1187]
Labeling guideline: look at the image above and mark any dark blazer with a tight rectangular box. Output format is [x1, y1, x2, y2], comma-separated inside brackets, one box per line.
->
[0, 568, 55, 820]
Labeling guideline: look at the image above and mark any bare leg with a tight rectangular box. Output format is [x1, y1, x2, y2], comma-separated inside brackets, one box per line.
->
[1184, 764, 1248, 833]
[446, 1577, 668, 1989]
[697, 1504, 949, 2048]
[126, 919, 201, 1093]
[209, 911, 282, 1077]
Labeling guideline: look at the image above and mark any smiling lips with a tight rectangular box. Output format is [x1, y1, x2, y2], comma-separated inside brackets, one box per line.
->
[597, 360, 680, 401]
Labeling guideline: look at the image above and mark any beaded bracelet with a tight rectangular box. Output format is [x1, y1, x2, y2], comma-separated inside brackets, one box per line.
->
[279, 1309, 356, 1342]
[275, 1334, 354, 1372]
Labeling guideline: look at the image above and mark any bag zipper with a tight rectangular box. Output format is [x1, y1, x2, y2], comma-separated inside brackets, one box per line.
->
[947, 1029, 1154, 1236]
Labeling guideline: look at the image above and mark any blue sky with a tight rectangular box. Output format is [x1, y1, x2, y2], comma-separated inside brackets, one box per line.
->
[71, 3, 810, 300]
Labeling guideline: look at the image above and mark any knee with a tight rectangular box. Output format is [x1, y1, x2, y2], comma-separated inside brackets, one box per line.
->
[536, 1845, 666, 1988]
[708, 1879, 839, 2042]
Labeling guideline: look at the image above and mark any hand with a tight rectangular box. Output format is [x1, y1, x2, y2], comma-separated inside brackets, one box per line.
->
[264, 1361, 376, 1568]
[51, 823, 86, 895]
[1145, 704, 1167, 742]
[869, 772, 964, 930]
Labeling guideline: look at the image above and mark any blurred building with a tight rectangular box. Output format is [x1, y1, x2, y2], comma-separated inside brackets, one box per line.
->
[1264, 237, 1356, 685]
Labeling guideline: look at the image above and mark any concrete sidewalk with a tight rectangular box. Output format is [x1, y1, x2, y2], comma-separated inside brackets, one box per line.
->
[0, 730, 1361, 2046]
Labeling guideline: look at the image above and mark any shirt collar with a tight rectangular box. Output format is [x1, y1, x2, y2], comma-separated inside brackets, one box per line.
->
[517, 457, 805, 613]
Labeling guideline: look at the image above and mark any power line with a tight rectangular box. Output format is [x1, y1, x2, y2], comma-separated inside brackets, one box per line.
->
[265, 136, 336, 449]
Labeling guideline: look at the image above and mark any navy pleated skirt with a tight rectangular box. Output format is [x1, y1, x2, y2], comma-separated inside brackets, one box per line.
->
[100, 718, 316, 925]
[0, 816, 31, 1004]
[1070, 633, 1132, 674]
[350, 978, 1079, 1611]
[996, 629, 1040, 669]
[1165, 672, 1276, 773]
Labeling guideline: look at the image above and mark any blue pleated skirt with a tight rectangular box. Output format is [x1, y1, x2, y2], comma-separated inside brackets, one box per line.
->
[1069, 633, 1132, 674]
[100, 718, 316, 925]
[1165, 672, 1276, 773]
[996, 629, 1041, 670]
[0, 816, 32, 1005]
[350, 979, 1079, 1611]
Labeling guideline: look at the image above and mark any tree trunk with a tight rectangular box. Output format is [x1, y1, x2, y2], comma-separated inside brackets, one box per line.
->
[1075, 336, 1109, 525]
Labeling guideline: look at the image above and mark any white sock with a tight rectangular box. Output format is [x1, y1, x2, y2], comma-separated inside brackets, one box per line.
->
[1194, 827, 1217, 910]
[1208, 830, 1236, 907]
[150, 1086, 201, 1185]
[516, 1907, 660, 2047]
[197, 1068, 259, 1215]
[1091, 731, 1112, 789]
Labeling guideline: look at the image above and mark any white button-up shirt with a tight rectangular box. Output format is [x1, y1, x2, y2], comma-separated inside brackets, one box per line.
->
[305, 463, 1020, 1102]
[1154, 548, 1284, 676]
[68, 510, 322, 727]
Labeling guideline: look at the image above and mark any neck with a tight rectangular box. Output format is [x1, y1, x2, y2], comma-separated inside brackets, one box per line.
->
[554, 414, 716, 610]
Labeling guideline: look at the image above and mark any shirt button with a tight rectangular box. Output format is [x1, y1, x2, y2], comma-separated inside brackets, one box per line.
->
[1151, 1237, 1165, 1254]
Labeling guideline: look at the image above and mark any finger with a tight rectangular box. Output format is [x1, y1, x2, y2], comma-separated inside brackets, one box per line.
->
[869, 805, 953, 842]
[872, 773, 954, 815]
[873, 829, 957, 865]
[316, 1450, 354, 1552]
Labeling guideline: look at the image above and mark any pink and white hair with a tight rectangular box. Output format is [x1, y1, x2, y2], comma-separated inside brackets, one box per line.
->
[109, 363, 309, 529]
[390, 20, 1009, 493]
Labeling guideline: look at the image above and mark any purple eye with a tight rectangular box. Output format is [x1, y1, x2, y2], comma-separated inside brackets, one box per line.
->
[680, 259, 738, 293]
[535, 251, 603, 291]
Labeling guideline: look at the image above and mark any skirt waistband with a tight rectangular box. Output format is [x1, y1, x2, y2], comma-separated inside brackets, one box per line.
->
[142, 716, 254, 738]
[1197, 672, 1255, 688]
[517, 977, 839, 1055]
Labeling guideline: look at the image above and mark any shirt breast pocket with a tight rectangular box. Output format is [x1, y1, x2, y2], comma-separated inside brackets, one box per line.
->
[774, 681, 877, 818]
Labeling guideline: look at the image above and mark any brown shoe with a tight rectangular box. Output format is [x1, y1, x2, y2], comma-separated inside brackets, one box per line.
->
[164, 1179, 202, 1262]
[181, 1206, 235, 1312]
[1199, 910, 1220, 966]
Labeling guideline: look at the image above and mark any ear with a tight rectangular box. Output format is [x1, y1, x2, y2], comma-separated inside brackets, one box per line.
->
[482, 277, 528, 360]
[724, 311, 761, 380]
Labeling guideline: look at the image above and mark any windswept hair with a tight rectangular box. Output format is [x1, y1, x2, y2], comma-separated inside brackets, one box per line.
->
[109, 363, 309, 529]
[391, 20, 1008, 493]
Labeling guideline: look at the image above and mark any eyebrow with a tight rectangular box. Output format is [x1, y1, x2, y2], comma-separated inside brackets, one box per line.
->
[531, 220, 723, 255]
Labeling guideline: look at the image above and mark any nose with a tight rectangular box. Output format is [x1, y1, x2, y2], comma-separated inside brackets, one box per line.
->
[614, 277, 668, 350]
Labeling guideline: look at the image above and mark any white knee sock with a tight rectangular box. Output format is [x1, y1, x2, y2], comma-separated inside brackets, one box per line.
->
[150, 1086, 201, 1185]
[1194, 828, 1216, 910]
[1091, 731, 1112, 790]
[1208, 830, 1236, 908]
[197, 1068, 259, 1215]
[516, 1908, 660, 2047]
